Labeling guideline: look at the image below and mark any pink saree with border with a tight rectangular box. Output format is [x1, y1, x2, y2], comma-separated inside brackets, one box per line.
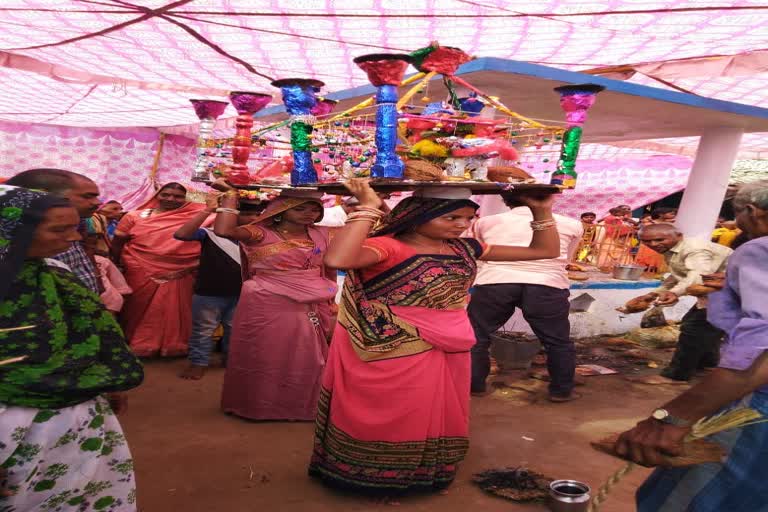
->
[309, 236, 484, 492]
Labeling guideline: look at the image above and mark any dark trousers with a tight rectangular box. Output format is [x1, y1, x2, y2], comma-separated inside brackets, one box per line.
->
[468, 283, 575, 397]
[661, 306, 722, 381]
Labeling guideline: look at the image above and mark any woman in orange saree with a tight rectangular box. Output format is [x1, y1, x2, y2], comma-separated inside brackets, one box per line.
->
[112, 183, 207, 357]
[308, 180, 560, 493]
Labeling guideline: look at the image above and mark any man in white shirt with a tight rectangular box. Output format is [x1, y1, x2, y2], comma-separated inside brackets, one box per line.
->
[630, 223, 731, 383]
[468, 194, 584, 402]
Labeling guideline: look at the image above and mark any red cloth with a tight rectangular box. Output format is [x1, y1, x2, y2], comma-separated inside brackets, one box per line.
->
[117, 201, 205, 357]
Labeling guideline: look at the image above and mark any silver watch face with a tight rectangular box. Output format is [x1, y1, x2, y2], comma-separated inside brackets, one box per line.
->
[652, 408, 668, 420]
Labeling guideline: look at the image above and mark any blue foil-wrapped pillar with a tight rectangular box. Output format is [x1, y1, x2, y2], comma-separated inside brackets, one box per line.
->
[353, 54, 412, 179]
[272, 78, 325, 185]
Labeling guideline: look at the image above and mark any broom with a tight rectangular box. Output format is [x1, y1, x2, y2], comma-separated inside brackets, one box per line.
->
[587, 407, 767, 512]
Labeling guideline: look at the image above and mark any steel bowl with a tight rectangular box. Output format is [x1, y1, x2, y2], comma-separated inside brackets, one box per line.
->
[612, 264, 646, 281]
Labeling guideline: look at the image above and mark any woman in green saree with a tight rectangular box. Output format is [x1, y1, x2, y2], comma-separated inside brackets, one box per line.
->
[0, 185, 144, 511]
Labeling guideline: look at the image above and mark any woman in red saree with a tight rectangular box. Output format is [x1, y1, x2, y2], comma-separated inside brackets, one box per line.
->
[213, 184, 338, 421]
[112, 183, 207, 357]
[308, 180, 560, 493]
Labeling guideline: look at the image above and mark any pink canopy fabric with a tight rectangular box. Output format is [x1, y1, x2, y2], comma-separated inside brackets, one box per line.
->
[0, 1, 767, 131]
[0, 1, 765, 213]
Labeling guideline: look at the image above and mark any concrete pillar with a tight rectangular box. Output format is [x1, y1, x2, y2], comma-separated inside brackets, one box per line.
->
[675, 128, 743, 240]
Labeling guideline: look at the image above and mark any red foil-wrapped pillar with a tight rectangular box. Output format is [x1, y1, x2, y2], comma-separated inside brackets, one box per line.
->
[228, 91, 272, 185]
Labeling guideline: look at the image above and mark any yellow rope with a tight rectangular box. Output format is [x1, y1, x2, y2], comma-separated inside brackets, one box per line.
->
[396, 71, 437, 109]
[587, 462, 636, 512]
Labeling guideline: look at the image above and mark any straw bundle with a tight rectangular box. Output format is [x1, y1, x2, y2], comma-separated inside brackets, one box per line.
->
[625, 324, 680, 348]
[487, 166, 532, 183]
[587, 407, 766, 512]
[404, 159, 444, 181]
[591, 435, 724, 467]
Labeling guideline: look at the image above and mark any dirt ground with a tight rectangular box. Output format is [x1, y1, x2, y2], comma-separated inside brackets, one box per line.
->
[120, 354, 685, 512]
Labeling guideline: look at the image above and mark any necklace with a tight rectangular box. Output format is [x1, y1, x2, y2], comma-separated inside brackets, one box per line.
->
[400, 236, 449, 255]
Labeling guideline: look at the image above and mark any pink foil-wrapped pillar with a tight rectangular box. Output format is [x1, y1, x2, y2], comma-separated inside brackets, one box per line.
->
[353, 53, 412, 178]
[190, 99, 229, 182]
[550, 84, 604, 189]
[310, 98, 339, 117]
[228, 91, 272, 186]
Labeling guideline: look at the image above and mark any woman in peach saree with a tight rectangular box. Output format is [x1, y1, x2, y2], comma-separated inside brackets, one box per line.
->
[112, 182, 206, 357]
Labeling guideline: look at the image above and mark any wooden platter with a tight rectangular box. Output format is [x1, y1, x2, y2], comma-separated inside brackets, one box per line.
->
[227, 179, 562, 195]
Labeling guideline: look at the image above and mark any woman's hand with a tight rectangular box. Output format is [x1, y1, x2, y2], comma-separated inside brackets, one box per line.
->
[204, 192, 221, 213]
[344, 179, 384, 209]
[516, 193, 555, 211]
[210, 178, 235, 193]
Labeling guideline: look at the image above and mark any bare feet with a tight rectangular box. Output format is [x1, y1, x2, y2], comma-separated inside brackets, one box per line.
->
[179, 364, 206, 380]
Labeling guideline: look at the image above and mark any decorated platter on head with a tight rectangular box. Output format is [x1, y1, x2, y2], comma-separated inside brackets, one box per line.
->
[228, 179, 562, 196]
[188, 42, 603, 199]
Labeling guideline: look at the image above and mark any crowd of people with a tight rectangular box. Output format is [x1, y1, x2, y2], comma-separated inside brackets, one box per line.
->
[1, 167, 766, 511]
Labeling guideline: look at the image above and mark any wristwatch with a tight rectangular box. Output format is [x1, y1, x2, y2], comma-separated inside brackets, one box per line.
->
[651, 408, 692, 427]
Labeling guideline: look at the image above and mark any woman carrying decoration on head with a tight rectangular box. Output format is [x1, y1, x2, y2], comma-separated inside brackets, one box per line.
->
[111, 183, 208, 357]
[212, 179, 338, 421]
[0, 185, 144, 511]
[308, 179, 559, 493]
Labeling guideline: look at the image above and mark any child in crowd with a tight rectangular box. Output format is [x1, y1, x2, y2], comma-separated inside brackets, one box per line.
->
[174, 192, 265, 380]
[711, 220, 741, 247]
[83, 233, 132, 314]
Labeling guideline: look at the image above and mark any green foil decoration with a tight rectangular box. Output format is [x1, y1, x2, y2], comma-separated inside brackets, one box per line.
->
[290, 122, 313, 152]
[551, 126, 582, 187]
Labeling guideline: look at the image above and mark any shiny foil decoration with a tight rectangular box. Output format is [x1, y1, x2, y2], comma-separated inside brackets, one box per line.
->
[353, 54, 412, 179]
[228, 91, 272, 185]
[410, 45, 472, 75]
[551, 127, 582, 188]
[550, 84, 604, 189]
[189, 99, 229, 182]
[310, 98, 339, 117]
[272, 78, 325, 185]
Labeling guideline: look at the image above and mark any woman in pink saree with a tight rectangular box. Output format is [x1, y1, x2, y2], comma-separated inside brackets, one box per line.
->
[308, 180, 559, 493]
[213, 184, 337, 421]
[112, 182, 206, 357]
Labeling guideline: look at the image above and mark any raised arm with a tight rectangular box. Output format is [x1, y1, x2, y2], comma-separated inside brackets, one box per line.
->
[174, 192, 218, 241]
[324, 179, 386, 270]
[480, 195, 560, 261]
[210, 179, 257, 241]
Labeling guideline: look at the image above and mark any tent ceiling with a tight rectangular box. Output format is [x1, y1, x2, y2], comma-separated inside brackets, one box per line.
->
[0, 0, 767, 157]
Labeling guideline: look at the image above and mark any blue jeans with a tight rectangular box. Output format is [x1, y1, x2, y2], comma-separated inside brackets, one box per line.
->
[187, 294, 238, 367]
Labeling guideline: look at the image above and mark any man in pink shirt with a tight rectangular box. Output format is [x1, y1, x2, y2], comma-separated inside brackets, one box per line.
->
[468, 194, 584, 402]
